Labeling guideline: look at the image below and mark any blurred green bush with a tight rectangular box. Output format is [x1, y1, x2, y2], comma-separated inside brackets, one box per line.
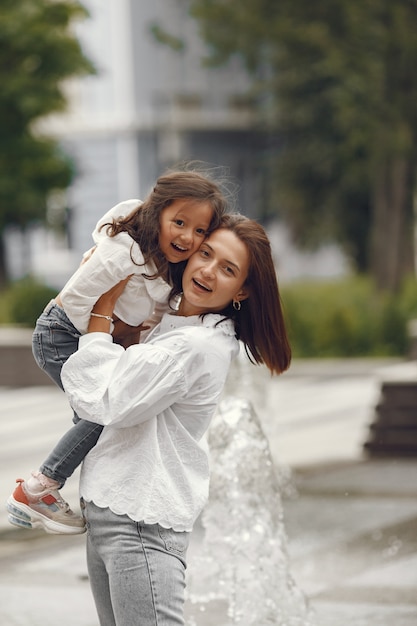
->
[1, 274, 416, 358]
[281, 275, 417, 357]
[0, 276, 56, 327]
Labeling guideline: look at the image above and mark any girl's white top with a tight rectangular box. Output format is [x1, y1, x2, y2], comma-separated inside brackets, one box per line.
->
[59, 199, 172, 334]
[61, 312, 239, 532]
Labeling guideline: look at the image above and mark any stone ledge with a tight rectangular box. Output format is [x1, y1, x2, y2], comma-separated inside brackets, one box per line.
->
[0, 326, 53, 387]
[0, 326, 35, 346]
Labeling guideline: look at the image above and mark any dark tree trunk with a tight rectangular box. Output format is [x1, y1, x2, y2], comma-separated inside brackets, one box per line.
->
[0, 233, 8, 288]
[370, 157, 414, 291]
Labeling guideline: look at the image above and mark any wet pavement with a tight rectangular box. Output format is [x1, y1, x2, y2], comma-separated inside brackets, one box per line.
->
[0, 357, 416, 625]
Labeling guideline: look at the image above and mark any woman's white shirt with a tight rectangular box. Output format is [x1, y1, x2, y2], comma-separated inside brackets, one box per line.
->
[59, 199, 171, 334]
[61, 313, 239, 532]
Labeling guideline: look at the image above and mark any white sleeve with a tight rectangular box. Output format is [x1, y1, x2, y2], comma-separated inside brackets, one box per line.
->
[61, 333, 187, 428]
[92, 199, 141, 243]
[60, 234, 143, 334]
[139, 301, 172, 341]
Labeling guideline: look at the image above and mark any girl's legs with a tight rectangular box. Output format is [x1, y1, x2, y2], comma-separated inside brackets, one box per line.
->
[40, 419, 103, 485]
[7, 301, 98, 534]
[7, 418, 102, 535]
[85, 502, 190, 626]
[32, 300, 103, 484]
[32, 300, 80, 392]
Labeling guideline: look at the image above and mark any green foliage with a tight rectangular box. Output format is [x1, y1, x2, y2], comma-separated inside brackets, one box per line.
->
[0, 0, 94, 131]
[189, 0, 417, 290]
[0, 0, 95, 281]
[281, 275, 417, 357]
[150, 23, 185, 52]
[1, 274, 416, 356]
[0, 136, 75, 230]
[0, 276, 56, 327]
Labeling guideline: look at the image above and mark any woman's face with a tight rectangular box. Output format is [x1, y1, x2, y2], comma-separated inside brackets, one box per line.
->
[179, 228, 250, 317]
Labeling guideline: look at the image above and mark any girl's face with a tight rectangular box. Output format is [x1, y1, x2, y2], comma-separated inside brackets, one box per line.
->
[179, 228, 250, 317]
[158, 199, 213, 263]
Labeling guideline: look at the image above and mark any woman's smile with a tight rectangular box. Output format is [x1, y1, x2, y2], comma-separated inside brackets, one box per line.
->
[179, 228, 250, 316]
[191, 277, 212, 292]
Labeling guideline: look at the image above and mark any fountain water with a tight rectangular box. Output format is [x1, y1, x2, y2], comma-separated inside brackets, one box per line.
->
[186, 396, 317, 626]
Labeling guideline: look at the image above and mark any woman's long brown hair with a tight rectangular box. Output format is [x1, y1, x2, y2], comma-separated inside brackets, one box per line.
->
[220, 214, 291, 374]
[171, 213, 291, 375]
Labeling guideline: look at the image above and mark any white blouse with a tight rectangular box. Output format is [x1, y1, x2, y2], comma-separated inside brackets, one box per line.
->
[60, 199, 172, 334]
[61, 313, 239, 532]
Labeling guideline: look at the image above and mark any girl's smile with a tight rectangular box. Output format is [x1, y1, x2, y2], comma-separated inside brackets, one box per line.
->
[158, 199, 213, 263]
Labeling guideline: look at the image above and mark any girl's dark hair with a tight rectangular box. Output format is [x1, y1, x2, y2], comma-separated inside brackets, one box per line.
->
[173, 213, 292, 375]
[103, 169, 228, 283]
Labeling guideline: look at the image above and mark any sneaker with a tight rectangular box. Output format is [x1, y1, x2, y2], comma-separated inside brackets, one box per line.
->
[6, 478, 86, 535]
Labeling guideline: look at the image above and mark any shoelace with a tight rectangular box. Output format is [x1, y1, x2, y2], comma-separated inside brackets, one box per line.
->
[51, 491, 72, 513]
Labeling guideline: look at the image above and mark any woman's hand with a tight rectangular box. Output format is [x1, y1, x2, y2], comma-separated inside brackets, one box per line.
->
[112, 319, 150, 349]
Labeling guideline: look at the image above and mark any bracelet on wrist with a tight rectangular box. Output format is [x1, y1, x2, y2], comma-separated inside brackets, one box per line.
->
[91, 312, 114, 323]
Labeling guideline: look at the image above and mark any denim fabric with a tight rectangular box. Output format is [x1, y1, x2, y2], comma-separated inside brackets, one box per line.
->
[32, 301, 103, 485]
[32, 300, 80, 390]
[82, 501, 190, 626]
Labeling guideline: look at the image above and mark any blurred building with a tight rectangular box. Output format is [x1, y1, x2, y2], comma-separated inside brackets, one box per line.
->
[36, 0, 260, 271]
[11, 0, 348, 288]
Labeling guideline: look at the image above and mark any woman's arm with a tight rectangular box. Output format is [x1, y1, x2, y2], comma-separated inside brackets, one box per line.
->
[61, 334, 186, 428]
[61, 278, 186, 428]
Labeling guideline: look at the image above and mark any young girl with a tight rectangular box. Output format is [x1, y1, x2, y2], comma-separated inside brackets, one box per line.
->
[7, 168, 227, 535]
[53, 214, 291, 626]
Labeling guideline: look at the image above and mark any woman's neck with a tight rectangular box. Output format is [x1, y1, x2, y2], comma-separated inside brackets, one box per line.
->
[177, 299, 203, 317]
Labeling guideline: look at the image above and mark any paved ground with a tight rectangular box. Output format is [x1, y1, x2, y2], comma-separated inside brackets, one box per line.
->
[0, 357, 416, 625]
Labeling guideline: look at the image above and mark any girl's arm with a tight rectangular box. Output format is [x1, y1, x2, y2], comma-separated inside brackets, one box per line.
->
[59, 235, 143, 334]
[87, 275, 132, 333]
[87, 276, 150, 347]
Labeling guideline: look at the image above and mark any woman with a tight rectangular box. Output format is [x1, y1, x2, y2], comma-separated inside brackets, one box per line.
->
[7, 168, 226, 534]
[60, 214, 291, 626]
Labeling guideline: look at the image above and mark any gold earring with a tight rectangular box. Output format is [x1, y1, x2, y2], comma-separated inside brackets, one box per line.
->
[233, 299, 241, 311]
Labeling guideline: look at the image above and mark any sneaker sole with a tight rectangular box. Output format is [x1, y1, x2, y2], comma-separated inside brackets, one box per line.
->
[8, 513, 34, 530]
[6, 496, 86, 535]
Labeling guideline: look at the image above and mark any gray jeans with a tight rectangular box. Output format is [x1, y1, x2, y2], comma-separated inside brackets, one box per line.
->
[32, 301, 103, 485]
[83, 501, 190, 626]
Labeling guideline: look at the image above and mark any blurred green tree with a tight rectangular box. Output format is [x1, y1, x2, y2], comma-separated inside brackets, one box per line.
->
[0, 0, 94, 284]
[189, 0, 417, 291]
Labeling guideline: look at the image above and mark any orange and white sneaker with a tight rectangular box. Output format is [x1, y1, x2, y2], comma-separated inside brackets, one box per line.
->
[6, 478, 85, 535]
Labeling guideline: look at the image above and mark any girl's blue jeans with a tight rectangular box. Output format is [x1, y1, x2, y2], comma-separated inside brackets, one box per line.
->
[32, 300, 103, 486]
[82, 501, 189, 626]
